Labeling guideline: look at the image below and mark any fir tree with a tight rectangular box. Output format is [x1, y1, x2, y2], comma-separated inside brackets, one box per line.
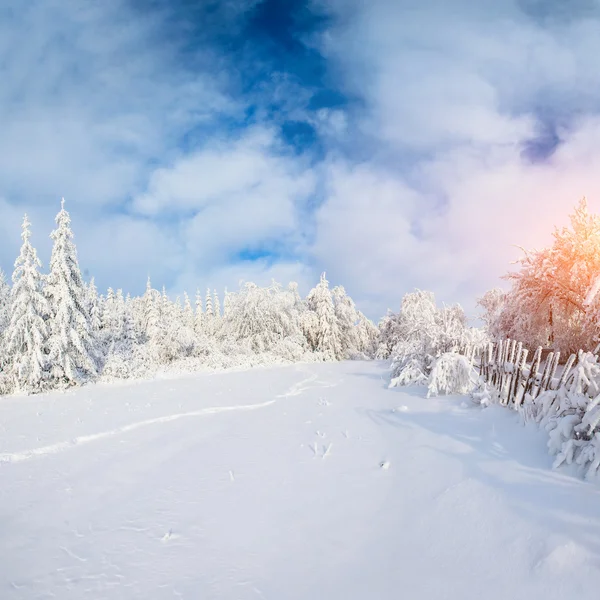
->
[194, 288, 204, 335]
[183, 292, 194, 329]
[4, 215, 50, 391]
[213, 289, 221, 319]
[205, 287, 213, 319]
[143, 277, 161, 339]
[45, 199, 98, 385]
[306, 273, 342, 360]
[87, 277, 102, 333]
[0, 268, 11, 349]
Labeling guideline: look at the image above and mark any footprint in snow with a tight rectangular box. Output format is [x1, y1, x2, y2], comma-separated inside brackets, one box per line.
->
[161, 529, 180, 542]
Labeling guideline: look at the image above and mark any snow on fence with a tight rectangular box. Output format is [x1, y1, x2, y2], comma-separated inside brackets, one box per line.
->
[479, 340, 579, 407]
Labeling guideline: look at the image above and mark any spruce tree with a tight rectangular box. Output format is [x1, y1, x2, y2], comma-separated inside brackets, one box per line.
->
[205, 287, 213, 319]
[0, 268, 11, 349]
[45, 199, 98, 385]
[4, 215, 50, 391]
[183, 292, 194, 329]
[306, 272, 342, 360]
[213, 289, 221, 319]
[195, 288, 204, 334]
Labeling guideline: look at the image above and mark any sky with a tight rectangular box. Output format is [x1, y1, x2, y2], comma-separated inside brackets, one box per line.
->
[2, 0, 600, 321]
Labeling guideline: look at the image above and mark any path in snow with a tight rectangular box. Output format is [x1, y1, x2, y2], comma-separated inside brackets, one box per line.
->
[1, 360, 600, 600]
[0, 370, 327, 464]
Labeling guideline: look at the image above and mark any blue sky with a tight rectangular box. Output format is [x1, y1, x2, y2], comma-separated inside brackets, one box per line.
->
[2, 0, 600, 320]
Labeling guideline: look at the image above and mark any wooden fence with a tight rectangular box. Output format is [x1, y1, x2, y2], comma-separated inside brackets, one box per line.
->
[479, 340, 579, 406]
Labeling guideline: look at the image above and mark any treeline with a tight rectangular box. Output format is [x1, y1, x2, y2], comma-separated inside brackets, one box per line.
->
[0, 201, 379, 395]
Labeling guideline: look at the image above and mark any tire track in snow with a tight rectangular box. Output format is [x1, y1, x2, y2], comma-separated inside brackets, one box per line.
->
[0, 370, 335, 464]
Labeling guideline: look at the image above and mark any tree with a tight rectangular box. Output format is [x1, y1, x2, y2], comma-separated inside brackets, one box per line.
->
[223, 281, 305, 354]
[183, 292, 194, 329]
[332, 285, 360, 358]
[476, 288, 506, 340]
[384, 290, 478, 387]
[500, 198, 600, 353]
[306, 273, 341, 359]
[87, 277, 102, 333]
[0, 268, 11, 348]
[45, 199, 98, 385]
[3, 215, 50, 392]
[205, 287, 213, 319]
[142, 277, 161, 340]
[194, 288, 204, 335]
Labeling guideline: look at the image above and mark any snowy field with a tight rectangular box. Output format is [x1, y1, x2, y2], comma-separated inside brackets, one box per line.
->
[1, 361, 600, 599]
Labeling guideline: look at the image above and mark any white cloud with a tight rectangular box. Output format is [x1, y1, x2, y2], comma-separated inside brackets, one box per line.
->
[6, 0, 600, 322]
[304, 0, 600, 318]
[133, 127, 316, 266]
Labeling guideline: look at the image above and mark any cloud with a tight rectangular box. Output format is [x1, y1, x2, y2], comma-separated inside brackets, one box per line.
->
[304, 0, 600, 318]
[5, 0, 600, 322]
[133, 126, 316, 267]
[0, 0, 238, 208]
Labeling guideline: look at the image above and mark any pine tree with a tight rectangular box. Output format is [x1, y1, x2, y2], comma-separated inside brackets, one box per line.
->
[194, 288, 204, 335]
[183, 292, 194, 329]
[143, 277, 161, 339]
[223, 287, 232, 318]
[0, 268, 11, 349]
[45, 199, 98, 385]
[4, 215, 50, 391]
[205, 287, 213, 319]
[306, 273, 342, 360]
[102, 287, 116, 332]
[332, 285, 360, 358]
[87, 277, 102, 333]
[213, 289, 221, 319]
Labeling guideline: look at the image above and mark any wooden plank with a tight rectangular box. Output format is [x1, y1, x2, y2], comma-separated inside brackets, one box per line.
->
[513, 348, 529, 407]
[546, 352, 560, 391]
[536, 352, 554, 400]
[506, 341, 522, 405]
[555, 353, 576, 390]
[525, 346, 542, 396]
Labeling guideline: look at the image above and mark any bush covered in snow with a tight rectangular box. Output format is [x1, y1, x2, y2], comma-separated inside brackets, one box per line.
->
[380, 290, 484, 390]
[521, 351, 600, 479]
[427, 352, 477, 397]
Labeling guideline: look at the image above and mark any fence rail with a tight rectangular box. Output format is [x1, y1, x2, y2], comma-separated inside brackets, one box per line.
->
[479, 340, 579, 406]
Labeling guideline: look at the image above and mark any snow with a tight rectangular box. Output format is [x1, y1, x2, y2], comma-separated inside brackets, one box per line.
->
[2, 360, 600, 599]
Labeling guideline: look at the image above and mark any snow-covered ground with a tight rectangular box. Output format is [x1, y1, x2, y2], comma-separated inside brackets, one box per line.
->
[1, 361, 600, 599]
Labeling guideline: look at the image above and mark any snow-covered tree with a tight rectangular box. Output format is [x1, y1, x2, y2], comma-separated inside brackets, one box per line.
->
[3, 215, 50, 392]
[45, 199, 98, 385]
[183, 292, 194, 329]
[385, 290, 480, 388]
[87, 277, 102, 333]
[142, 277, 161, 340]
[0, 268, 11, 348]
[223, 287, 232, 318]
[205, 287, 213, 320]
[213, 289, 221, 319]
[306, 273, 342, 360]
[476, 288, 506, 340]
[194, 288, 204, 335]
[498, 198, 600, 354]
[222, 281, 306, 356]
